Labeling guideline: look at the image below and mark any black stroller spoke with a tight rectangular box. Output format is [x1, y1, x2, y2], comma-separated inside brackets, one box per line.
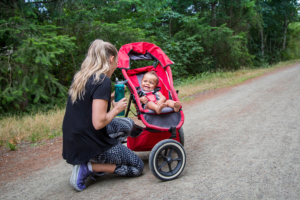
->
[168, 147, 174, 157]
[160, 151, 168, 160]
[158, 161, 167, 170]
[173, 158, 182, 161]
[164, 149, 168, 156]
[168, 163, 173, 174]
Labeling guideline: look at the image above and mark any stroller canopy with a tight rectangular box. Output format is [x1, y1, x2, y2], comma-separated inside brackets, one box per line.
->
[117, 42, 174, 69]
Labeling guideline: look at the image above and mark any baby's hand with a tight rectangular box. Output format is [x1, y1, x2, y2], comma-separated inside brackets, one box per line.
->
[140, 96, 148, 104]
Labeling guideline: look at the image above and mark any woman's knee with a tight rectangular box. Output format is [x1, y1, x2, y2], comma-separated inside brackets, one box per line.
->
[123, 117, 134, 127]
[129, 159, 144, 177]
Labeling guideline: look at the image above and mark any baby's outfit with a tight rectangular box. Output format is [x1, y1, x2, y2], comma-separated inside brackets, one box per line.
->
[140, 90, 160, 109]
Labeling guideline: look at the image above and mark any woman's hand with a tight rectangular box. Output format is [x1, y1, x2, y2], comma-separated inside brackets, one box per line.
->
[92, 98, 127, 130]
[140, 96, 148, 104]
[113, 98, 127, 113]
[111, 85, 126, 101]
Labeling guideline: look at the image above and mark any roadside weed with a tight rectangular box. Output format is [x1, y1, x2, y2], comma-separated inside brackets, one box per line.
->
[0, 109, 65, 149]
[182, 96, 196, 102]
[30, 142, 46, 147]
[48, 131, 62, 139]
[29, 132, 40, 143]
[7, 142, 17, 151]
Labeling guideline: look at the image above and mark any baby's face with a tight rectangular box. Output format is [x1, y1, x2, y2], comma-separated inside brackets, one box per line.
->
[141, 74, 158, 92]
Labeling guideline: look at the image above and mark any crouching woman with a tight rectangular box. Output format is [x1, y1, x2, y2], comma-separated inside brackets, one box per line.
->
[62, 39, 144, 192]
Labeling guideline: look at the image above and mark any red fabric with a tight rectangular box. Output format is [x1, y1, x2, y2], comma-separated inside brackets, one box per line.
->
[128, 74, 139, 88]
[126, 66, 155, 76]
[154, 63, 170, 99]
[145, 93, 157, 102]
[118, 42, 173, 69]
[166, 66, 179, 101]
[127, 130, 181, 151]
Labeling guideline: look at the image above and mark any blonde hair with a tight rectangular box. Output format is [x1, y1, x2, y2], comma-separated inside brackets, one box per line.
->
[69, 39, 118, 104]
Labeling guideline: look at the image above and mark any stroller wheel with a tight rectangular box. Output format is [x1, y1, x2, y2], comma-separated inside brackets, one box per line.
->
[149, 139, 186, 181]
[179, 127, 184, 146]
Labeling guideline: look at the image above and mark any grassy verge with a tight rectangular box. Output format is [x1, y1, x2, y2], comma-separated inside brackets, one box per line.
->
[1, 59, 299, 150]
[0, 109, 64, 150]
[176, 59, 300, 102]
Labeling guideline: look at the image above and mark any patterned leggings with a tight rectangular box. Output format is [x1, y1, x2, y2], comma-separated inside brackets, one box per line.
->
[90, 118, 144, 177]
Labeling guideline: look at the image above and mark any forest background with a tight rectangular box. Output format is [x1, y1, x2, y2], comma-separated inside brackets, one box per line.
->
[0, 0, 300, 115]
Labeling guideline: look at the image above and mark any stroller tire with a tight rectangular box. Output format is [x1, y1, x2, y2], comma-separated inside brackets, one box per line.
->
[179, 128, 184, 146]
[149, 139, 186, 181]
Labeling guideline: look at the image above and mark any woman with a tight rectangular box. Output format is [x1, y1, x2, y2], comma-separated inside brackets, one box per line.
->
[62, 39, 144, 192]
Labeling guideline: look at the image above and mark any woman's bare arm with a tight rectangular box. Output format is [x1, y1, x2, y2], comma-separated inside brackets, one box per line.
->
[92, 98, 127, 130]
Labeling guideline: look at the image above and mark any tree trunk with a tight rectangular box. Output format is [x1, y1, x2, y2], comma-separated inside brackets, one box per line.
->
[211, 2, 217, 27]
[270, 38, 271, 55]
[261, 28, 264, 57]
[283, 17, 287, 50]
[211, 2, 217, 57]
[229, 4, 232, 27]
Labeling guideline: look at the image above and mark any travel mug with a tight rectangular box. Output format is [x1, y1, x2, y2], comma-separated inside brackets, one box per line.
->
[115, 78, 128, 116]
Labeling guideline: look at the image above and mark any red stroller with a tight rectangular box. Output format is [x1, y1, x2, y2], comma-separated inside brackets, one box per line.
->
[117, 42, 186, 181]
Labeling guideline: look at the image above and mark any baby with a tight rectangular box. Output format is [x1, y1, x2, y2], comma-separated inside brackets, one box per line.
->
[139, 71, 181, 114]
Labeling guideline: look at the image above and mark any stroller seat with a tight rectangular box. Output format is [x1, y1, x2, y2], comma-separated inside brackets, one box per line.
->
[127, 65, 178, 114]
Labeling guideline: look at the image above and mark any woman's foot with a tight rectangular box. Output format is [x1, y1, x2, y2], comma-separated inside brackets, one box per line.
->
[156, 103, 167, 114]
[173, 101, 181, 112]
[70, 163, 92, 192]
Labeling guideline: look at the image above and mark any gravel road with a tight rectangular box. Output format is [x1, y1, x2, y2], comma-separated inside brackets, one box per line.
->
[1, 64, 300, 199]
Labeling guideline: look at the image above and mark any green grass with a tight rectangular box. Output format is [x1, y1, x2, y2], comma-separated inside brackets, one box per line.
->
[7, 142, 17, 151]
[0, 59, 299, 150]
[48, 130, 62, 139]
[30, 142, 46, 147]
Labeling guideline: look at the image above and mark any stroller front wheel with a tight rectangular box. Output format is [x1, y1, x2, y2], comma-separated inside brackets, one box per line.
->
[179, 127, 184, 146]
[149, 139, 186, 181]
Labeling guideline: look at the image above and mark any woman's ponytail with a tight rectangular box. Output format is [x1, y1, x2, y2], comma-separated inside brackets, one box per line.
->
[69, 40, 118, 104]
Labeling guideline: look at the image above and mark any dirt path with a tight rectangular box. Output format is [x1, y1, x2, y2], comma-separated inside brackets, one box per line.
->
[1, 63, 300, 199]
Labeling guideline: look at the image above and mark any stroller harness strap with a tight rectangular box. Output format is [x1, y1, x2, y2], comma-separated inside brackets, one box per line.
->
[145, 92, 158, 102]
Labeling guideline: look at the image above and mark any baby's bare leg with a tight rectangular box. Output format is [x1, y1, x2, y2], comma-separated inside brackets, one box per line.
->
[166, 100, 182, 112]
[146, 102, 166, 114]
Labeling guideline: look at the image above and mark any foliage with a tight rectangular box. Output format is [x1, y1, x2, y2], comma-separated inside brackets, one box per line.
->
[0, 2, 75, 113]
[248, 0, 300, 66]
[0, 0, 299, 113]
[282, 22, 300, 60]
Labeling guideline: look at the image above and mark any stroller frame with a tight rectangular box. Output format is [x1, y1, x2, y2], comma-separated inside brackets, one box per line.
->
[118, 42, 186, 181]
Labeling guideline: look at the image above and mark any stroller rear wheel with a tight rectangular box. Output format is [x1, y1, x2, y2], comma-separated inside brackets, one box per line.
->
[149, 139, 186, 181]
